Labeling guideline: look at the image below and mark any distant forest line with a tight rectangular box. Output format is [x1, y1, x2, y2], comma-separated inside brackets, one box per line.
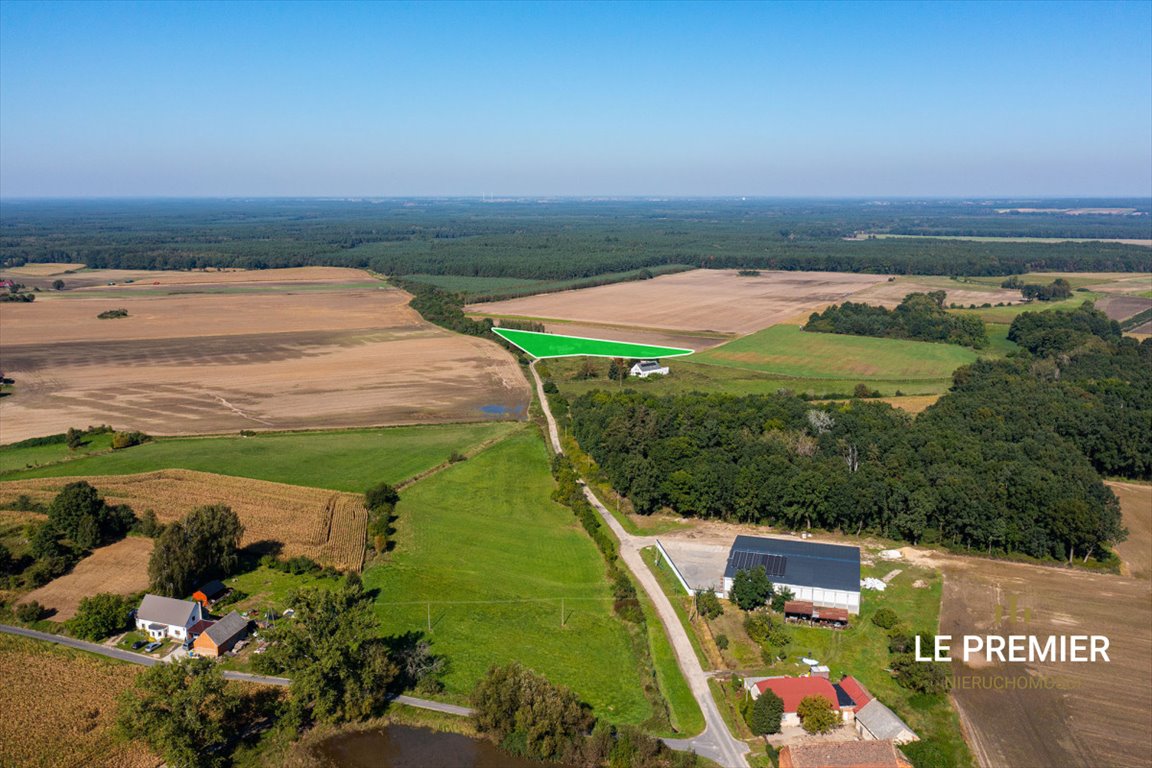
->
[2, 200, 1150, 289]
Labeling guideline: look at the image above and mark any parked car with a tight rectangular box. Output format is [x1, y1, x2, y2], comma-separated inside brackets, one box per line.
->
[131, 640, 146, 650]
[143, 642, 162, 653]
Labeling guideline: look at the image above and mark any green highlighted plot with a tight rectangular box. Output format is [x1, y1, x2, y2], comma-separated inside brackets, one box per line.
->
[492, 327, 694, 359]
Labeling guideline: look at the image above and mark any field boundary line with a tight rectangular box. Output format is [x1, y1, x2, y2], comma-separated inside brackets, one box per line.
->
[653, 540, 692, 595]
[395, 423, 526, 491]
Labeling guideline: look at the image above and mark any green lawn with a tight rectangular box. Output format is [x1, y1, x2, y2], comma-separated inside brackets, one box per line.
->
[361, 429, 654, 724]
[694, 325, 978, 381]
[0, 422, 519, 491]
[0, 431, 116, 469]
[549, 357, 955, 399]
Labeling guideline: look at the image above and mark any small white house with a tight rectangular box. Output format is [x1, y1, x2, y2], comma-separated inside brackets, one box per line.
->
[135, 594, 203, 641]
[630, 360, 669, 378]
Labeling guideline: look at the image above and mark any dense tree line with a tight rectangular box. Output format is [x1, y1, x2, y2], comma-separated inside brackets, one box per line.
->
[569, 315, 1146, 561]
[4, 200, 1148, 282]
[804, 291, 988, 348]
[1001, 276, 1073, 301]
[471, 662, 697, 767]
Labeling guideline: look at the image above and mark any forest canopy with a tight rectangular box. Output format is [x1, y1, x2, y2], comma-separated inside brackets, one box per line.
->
[803, 291, 989, 348]
[569, 309, 1148, 563]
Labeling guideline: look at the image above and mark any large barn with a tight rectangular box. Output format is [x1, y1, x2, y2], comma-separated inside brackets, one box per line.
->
[719, 535, 861, 614]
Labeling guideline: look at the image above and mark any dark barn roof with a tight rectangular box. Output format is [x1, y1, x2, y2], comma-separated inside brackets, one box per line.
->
[195, 580, 227, 599]
[723, 535, 860, 592]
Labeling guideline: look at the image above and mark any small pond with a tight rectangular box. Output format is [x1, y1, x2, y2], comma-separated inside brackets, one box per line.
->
[314, 725, 556, 768]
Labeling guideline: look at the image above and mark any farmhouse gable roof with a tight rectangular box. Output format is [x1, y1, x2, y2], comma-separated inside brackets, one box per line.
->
[755, 676, 840, 713]
[202, 611, 248, 646]
[137, 594, 200, 628]
[780, 740, 912, 768]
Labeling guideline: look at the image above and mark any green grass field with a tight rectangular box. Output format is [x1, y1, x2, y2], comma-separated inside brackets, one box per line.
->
[494, 328, 695, 359]
[949, 293, 1101, 323]
[549, 357, 958, 398]
[0, 422, 519, 491]
[694, 325, 978, 381]
[361, 429, 654, 724]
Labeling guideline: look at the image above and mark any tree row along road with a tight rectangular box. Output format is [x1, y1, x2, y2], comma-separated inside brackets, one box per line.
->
[529, 361, 750, 768]
[0, 623, 468, 716]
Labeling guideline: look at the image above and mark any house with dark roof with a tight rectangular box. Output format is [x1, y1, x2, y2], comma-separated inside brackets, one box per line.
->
[193, 611, 250, 658]
[779, 740, 913, 768]
[135, 594, 203, 641]
[721, 535, 861, 613]
[192, 580, 228, 608]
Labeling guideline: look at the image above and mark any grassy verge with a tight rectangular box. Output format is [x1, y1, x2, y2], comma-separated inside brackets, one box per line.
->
[638, 586, 706, 737]
[640, 546, 710, 668]
[361, 429, 653, 725]
[1, 422, 520, 491]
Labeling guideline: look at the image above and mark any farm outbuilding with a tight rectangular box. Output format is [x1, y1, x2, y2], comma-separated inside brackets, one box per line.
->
[779, 741, 913, 768]
[630, 359, 669, 377]
[720, 535, 861, 614]
[193, 611, 249, 658]
[192, 580, 228, 608]
[746, 676, 845, 727]
[135, 594, 203, 641]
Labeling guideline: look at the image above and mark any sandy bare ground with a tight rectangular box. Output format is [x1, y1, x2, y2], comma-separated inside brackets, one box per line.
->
[849, 279, 1023, 308]
[472, 269, 888, 335]
[1108, 481, 1152, 580]
[0, 272, 528, 442]
[1095, 295, 1152, 322]
[0, 265, 372, 291]
[0, 470, 369, 571]
[1, 262, 87, 277]
[898, 547, 1152, 768]
[21, 537, 153, 621]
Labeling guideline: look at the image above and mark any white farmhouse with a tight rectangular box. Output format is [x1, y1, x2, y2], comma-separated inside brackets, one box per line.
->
[135, 594, 203, 641]
[630, 360, 669, 378]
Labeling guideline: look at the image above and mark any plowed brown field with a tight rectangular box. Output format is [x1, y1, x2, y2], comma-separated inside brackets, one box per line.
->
[1109, 481, 1152, 580]
[22, 537, 153, 621]
[0, 634, 159, 768]
[0, 470, 369, 571]
[471, 269, 887, 335]
[903, 548, 1152, 768]
[0, 269, 528, 442]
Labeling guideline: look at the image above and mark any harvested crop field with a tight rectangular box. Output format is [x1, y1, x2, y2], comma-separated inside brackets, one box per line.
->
[471, 269, 887, 335]
[1108, 481, 1152, 580]
[1, 262, 87, 277]
[907, 549, 1152, 768]
[21, 537, 153, 621]
[849, 277, 1023, 308]
[0, 634, 158, 768]
[1095, 295, 1152, 322]
[0, 470, 370, 571]
[0, 265, 372, 291]
[0, 270, 528, 442]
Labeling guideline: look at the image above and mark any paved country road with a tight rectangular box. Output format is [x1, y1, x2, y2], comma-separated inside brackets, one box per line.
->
[529, 363, 750, 768]
[0, 623, 464, 715]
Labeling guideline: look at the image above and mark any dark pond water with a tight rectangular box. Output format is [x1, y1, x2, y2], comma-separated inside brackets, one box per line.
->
[314, 725, 554, 768]
[479, 404, 524, 415]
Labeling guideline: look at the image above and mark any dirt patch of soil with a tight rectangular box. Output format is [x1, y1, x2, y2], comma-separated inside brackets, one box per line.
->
[471, 269, 887, 335]
[21, 537, 153, 621]
[905, 547, 1152, 768]
[1095, 295, 1152, 322]
[850, 280, 1023, 308]
[1108, 481, 1152, 579]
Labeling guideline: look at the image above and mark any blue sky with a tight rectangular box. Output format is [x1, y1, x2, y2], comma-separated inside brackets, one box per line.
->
[1, 1, 1149, 197]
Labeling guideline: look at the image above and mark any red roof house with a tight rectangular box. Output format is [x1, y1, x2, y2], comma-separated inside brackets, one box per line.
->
[839, 675, 873, 708]
[755, 676, 842, 726]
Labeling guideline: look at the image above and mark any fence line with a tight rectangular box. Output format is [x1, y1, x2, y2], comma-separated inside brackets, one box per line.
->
[653, 539, 693, 595]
